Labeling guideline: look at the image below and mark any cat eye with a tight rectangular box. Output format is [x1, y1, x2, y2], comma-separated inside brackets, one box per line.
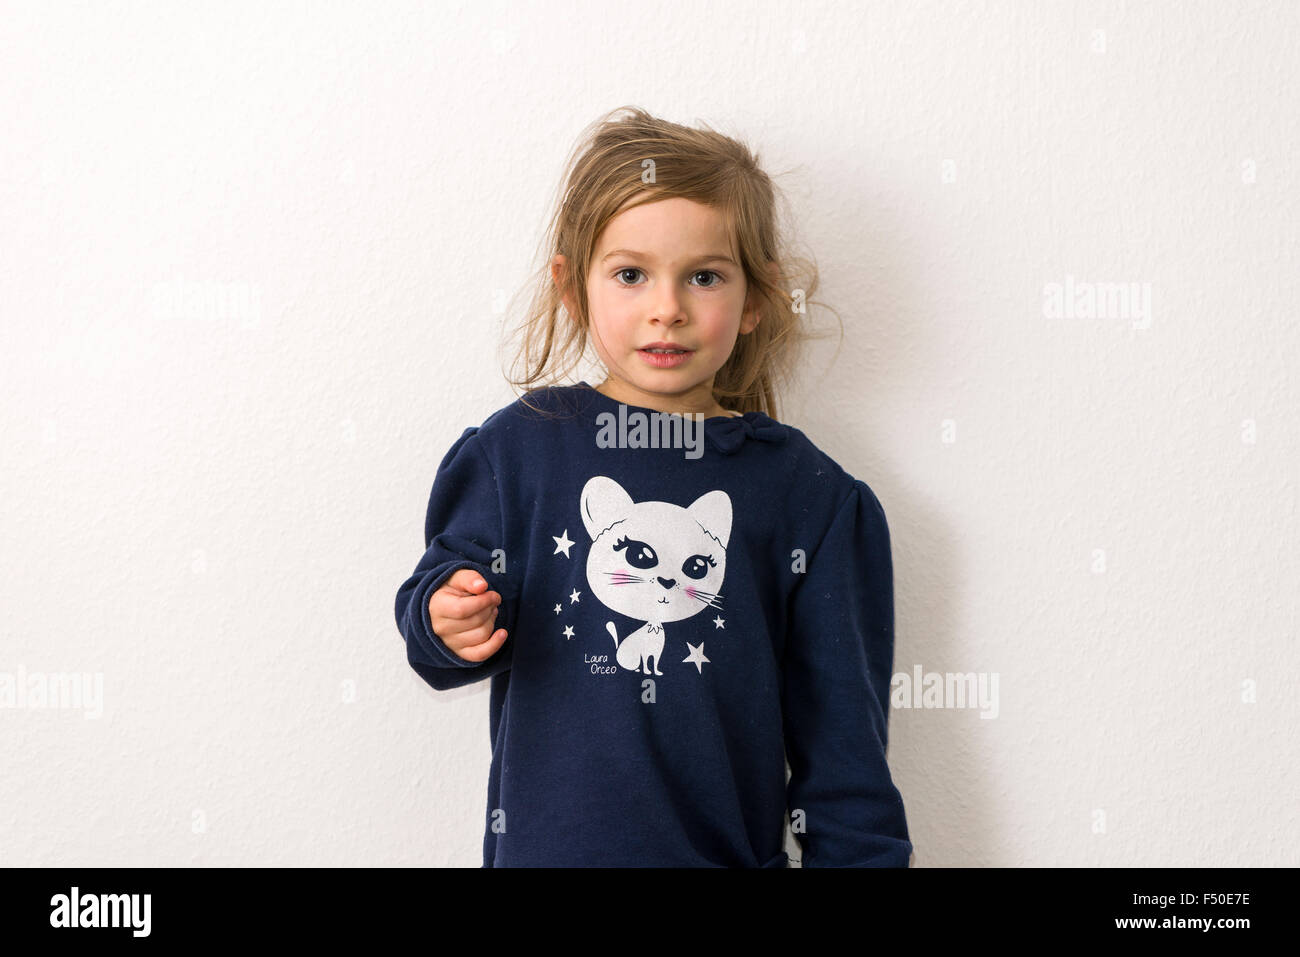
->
[613, 536, 658, 569]
[681, 554, 716, 580]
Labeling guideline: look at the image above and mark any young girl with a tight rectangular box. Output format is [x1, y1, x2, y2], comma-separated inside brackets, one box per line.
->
[394, 106, 912, 867]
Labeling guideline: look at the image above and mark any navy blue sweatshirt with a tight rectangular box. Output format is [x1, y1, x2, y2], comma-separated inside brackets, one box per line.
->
[394, 381, 912, 867]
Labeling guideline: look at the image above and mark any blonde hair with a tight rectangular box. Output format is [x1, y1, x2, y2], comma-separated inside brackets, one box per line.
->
[500, 105, 841, 420]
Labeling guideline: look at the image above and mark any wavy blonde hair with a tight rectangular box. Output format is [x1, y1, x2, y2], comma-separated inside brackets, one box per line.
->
[500, 105, 841, 421]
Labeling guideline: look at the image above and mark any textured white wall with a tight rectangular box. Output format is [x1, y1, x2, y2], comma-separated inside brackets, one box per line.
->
[2, 0, 1296, 867]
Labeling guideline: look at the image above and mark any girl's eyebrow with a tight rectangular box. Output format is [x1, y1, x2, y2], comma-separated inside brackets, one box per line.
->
[600, 248, 737, 266]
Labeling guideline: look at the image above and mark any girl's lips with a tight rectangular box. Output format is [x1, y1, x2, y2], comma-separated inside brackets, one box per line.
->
[638, 348, 693, 368]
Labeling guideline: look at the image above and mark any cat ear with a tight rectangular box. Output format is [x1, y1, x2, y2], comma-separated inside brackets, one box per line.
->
[687, 489, 732, 549]
[580, 475, 634, 541]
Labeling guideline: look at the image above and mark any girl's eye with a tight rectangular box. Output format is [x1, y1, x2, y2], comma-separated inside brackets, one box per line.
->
[612, 268, 724, 288]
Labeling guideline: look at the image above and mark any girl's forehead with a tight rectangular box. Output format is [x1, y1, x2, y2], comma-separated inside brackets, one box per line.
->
[596, 198, 734, 258]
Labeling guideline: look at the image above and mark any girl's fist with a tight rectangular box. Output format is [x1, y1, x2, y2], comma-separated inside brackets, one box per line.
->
[428, 568, 508, 662]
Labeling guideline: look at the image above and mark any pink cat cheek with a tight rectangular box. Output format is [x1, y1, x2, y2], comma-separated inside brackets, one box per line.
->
[685, 586, 697, 600]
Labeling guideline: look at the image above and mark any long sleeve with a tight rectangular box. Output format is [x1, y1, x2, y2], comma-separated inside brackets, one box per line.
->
[782, 479, 913, 866]
[395, 427, 519, 691]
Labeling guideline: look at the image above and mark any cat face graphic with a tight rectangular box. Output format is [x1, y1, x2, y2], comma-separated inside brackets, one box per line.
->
[580, 476, 731, 625]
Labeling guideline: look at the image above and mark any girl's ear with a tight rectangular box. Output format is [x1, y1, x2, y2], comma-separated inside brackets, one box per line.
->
[551, 254, 577, 317]
[741, 261, 778, 334]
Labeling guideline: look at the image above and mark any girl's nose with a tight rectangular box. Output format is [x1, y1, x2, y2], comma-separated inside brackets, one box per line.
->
[650, 287, 685, 322]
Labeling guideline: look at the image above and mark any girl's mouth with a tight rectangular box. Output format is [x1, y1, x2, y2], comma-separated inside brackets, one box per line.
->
[638, 348, 693, 368]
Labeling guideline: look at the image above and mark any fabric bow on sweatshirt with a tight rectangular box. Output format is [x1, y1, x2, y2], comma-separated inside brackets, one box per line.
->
[704, 413, 789, 455]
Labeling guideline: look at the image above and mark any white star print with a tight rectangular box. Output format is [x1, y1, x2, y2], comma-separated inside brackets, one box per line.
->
[562, 624, 574, 639]
[712, 615, 726, 629]
[569, 589, 581, 604]
[553, 603, 562, 615]
[552, 529, 574, 557]
[683, 642, 710, 673]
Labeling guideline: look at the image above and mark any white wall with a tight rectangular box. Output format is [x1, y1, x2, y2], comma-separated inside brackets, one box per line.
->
[2, 0, 1295, 866]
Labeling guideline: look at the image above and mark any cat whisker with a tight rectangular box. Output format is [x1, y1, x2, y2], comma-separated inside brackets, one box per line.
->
[606, 571, 645, 585]
[689, 590, 723, 609]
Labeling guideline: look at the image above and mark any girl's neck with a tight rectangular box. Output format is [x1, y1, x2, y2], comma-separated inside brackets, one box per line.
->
[593, 378, 740, 419]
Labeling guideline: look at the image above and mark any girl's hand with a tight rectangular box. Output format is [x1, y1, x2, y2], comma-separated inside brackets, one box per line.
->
[428, 568, 509, 662]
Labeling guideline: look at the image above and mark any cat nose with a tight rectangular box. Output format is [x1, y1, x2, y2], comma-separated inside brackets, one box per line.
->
[657, 577, 676, 589]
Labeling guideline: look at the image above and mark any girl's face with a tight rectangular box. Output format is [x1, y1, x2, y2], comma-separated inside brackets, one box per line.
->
[555, 196, 760, 415]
